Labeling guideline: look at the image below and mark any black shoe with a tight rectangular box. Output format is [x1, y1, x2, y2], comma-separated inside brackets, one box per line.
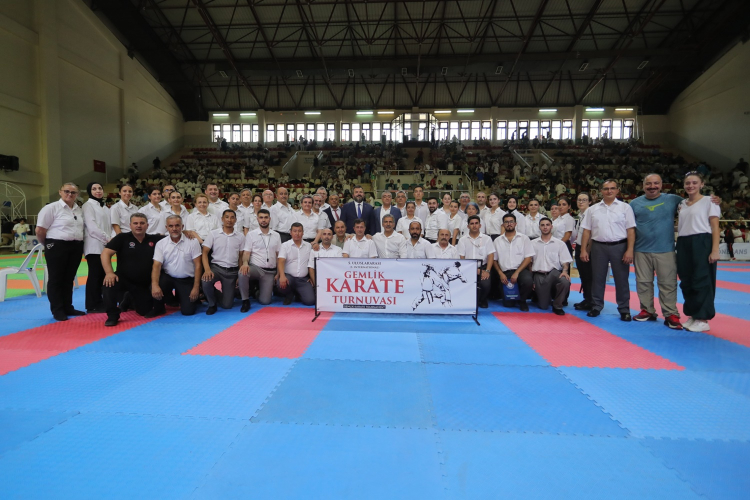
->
[240, 300, 251, 313]
[87, 307, 107, 314]
[553, 308, 565, 315]
[144, 309, 164, 319]
[104, 318, 118, 327]
[478, 299, 489, 308]
[206, 305, 217, 315]
[562, 301, 569, 306]
[519, 302, 529, 312]
[574, 301, 592, 311]
[620, 313, 632, 322]
[53, 312, 68, 322]
[66, 309, 86, 316]
[283, 296, 294, 305]
[587, 309, 600, 317]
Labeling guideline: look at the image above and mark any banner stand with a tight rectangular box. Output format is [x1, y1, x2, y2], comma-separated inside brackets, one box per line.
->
[312, 257, 481, 324]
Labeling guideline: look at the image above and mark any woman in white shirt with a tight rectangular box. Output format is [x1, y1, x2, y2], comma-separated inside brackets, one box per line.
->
[186, 194, 219, 244]
[396, 201, 423, 239]
[110, 184, 138, 235]
[243, 193, 263, 234]
[459, 202, 486, 239]
[505, 196, 526, 236]
[448, 200, 463, 245]
[485, 193, 506, 240]
[676, 172, 721, 333]
[82, 182, 110, 313]
[142, 187, 163, 235]
[552, 197, 575, 256]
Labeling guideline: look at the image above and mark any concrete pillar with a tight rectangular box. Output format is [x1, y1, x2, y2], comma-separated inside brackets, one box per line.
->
[257, 109, 265, 144]
[573, 105, 584, 141]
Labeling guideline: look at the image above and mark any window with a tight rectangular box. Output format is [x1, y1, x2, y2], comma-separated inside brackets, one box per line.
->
[252, 124, 259, 143]
[341, 123, 351, 142]
[212, 124, 221, 141]
[601, 119, 612, 139]
[276, 123, 285, 142]
[326, 123, 335, 141]
[530, 120, 539, 140]
[481, 121, 492, 140]
[221, 124, 231, 141]
[589, 119, 600, 139]
[316, 123, 325, 141]
[362, 123, 371, 142]
[287, 124, 295, 142]
[439, 122, 449, 141]
[297, 123, 305, 141]
[496, 120, 507, 140]
[623, 119, 634, 139]
[460, 121, 471, 141]
[382, 122, 392, 141]
[305, 123, 315, 141]
[581, 119, 589, 138]
[372, 122, 381, 142]
[612, 119, 622, 140]
[470, 121, 481, 141]
[241, 124, 252, 142]
[562, 120, 572, 140]
[351, 122, 361, 142]
[551, 120, 561, 140]
[449, 121, 459, 141]
[232, 124, 241, 143]
[508, 121, 518, 140]
[518, 120, 529, 139]
[266, 124, 276, 143]
[418, 121, 428, 141]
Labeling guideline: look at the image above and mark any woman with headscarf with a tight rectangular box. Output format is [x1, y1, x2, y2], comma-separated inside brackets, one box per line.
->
[82, 182, 111, 313]
[505, 196, 527, 236]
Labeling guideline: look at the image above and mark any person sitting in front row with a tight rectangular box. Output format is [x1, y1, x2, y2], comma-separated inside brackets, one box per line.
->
[277, 223, 315, 306]
[530, 217, 572, 315]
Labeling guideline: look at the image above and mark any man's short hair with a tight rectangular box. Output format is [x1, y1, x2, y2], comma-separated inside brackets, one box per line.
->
[165, 214, 183, 224]
[603, 179, 619, 187]
[409, 220, 422, 230]
[290, 222, 303, 231]
[427, 196, 439, 203]
[382, 214, 395, 223]
[539, 217, 552, 225]
[502, 213, 517, 222]
[353, 185, 363, 191]
[396, 190, 407, 197]
[222, 209, 236, 218]
[643, 173, 662, 182]
[130, 213, 148, 222]
[240, 188, 252, 195]
[258, 208, 271, 217]
[467, 215, 481, 224]
[317, 186, 328, 194]
[206, 183, 218, 190]
[353, 218, 366, 227]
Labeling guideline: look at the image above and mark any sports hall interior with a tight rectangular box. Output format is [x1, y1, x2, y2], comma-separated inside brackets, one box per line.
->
[0, 0, 749, 498]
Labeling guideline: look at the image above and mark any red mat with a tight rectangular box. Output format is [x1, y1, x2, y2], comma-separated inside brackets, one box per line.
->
[184, 307, 332, 358]
[0, 310, 174, 375]
[604, 286, 750, 348]
[495, 313, 683, 370]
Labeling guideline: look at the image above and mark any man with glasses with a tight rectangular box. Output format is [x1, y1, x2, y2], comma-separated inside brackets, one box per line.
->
[493, 213, 535, 311]
[159, 185, 176, 207]
[580, 179, 636, 321]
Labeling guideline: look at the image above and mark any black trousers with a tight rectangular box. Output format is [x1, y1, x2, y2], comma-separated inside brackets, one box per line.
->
[499, 268, 533, 304]
[676, 233, 717, 320]
[154, 273, 199, 316]
[44, 239, 83, 316]
[575, 245, 593, 303]
[103, 277, 153, 320]
[85, 253, 105, 311]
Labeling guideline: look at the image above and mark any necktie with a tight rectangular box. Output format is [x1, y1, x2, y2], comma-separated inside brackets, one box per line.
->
[357, 204, 362, 218]
[334, 210, 339, 221]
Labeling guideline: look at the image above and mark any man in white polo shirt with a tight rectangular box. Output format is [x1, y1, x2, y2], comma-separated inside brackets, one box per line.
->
[308, 228, 343, 286]
[372, 214, 408, 258]
[205, 183, 229, 216]
[493, 213, 535, 311]
[433, 228, 459, 259]
[150, 215, 202, 317]
[580, 179, 636, 321]
[270, 186, 296, 242]
[424, 197, 449, 243]
[531, 217, 572, 315]
[406, 220, 436, 259]
[239, 209, 282, 306]
[278, 223, 315, 306]
[457, 215, 495, 308]
[342, 219, 378, 258]
[201, 209, 246, 314]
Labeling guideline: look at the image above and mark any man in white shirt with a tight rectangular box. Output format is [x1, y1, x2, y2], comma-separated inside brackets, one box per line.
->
[308, 228, 343, 286]
[475, 191, 491, 220]
[295, 195, 323, 244]
[457, 215, 495, 308]
[277, 223, 315, 306]
[270, 186, 296, 242]
[433, 228, 459, 259]
[236, 188, 255, 221]
[372, 214, 408, 258]
[205, 183, 229, 216]
[159, 185, 176, 207]
[406, 221, 436, 259]
[331, 220, 349, 249]
[412, 186, 430, 223]
[394, 190, 408, 217]
[580, 179, 636, 321]
[150, 215, 202, 317]
[312, 194, 332, 232]
[493, 213, 535, 311]
[531, 217, 573, 315]
[458, 193, 471, 220]
[524, 199, 544, 239]
[342, 219, 378, 258]
[12, 218, 30, 253]
[316, 187, 330, 211]
[201, 210, 246, 314]
[424, 197, 449, 243]
[322, 193, 342, 228]
[238, 209, 282, 306]
[261, 189, 275, 210]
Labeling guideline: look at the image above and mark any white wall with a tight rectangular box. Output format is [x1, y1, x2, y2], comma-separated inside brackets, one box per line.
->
[0, 0, 184, 213]
[667, 40, 750, 170]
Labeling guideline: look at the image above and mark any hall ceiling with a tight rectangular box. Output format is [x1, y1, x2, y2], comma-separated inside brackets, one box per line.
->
[89, 0, 750, 119]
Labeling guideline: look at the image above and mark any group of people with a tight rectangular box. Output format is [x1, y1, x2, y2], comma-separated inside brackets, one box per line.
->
[35, 170, 721, 333]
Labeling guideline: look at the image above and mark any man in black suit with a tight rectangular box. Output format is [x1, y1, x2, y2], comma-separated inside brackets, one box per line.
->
[371, 191, 402, 234]
[340, 186, 375, 234]
[322, 193, 342, 228]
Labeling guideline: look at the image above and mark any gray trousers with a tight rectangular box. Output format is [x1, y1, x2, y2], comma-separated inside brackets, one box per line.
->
[280, 274, 315, 306]
[533, 269, 570, 310]
[591, 241, 630, 313]
[201, 264, 238, 309]
[634, 251, 679, 317]
[238, 265, 276, 305]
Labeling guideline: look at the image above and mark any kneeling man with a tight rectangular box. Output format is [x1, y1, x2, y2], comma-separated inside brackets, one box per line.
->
[278, 223, 315, 305]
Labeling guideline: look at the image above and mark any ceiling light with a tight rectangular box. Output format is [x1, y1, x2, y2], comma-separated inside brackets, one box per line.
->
[305, 111, 321, 115]
[240, 112, 256, 116]
[457, 109, 474, 113]
[377, 111, 394, 115]
[585, 107, 604, 112]
[615, 108, 633, 111]
[539, 109, 558, 112]
[433, 110, 452, 114]
[357, 111, 373, 115]
[212, 113, 229, 117]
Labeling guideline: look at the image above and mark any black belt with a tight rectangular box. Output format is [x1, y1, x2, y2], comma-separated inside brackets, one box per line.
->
[593, 239, 627, 246]
[214, 264, 239, 271]
[260, 267, 277, 272]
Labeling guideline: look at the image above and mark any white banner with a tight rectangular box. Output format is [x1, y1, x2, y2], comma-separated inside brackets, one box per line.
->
[315, 258, 479, 315]
[731, 242, 750, 261]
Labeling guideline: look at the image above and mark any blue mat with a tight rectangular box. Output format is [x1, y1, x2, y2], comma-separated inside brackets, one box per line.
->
[560, 367, 750, 440]
[641, 438, 750, 500]
[0, 413, 246, 499]
[194, 423, 444, 499]
[88, 355, 295, 419]
[419, 332, 549, 366]
[0, 408, 80, 456]
[252, 359, 434, 428]
[440, 431, 699, 499]
[695, 371, 750, 399]
[426, 364, 627, 436]
[303, 330, 422, 362]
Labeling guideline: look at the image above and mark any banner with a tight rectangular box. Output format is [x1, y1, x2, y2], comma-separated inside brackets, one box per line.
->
[315, 258, 479, 315]
[731, 242, 750, 261]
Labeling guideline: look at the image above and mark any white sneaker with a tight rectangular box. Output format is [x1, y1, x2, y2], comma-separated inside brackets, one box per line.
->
[683, 317, 695, 329]
[686, 319, 710, 332]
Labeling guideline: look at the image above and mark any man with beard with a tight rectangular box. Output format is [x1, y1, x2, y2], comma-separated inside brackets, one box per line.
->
[342, 219, 378, 258]
[457, 215, 495, 308]
[406, 221, 436, 259]
[424, 197, 449, 244]
[493, 213, 535, 311]
[531, 217, 572, 315]
[238, 209, 282, 306]
[340, 185, 375, 234]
